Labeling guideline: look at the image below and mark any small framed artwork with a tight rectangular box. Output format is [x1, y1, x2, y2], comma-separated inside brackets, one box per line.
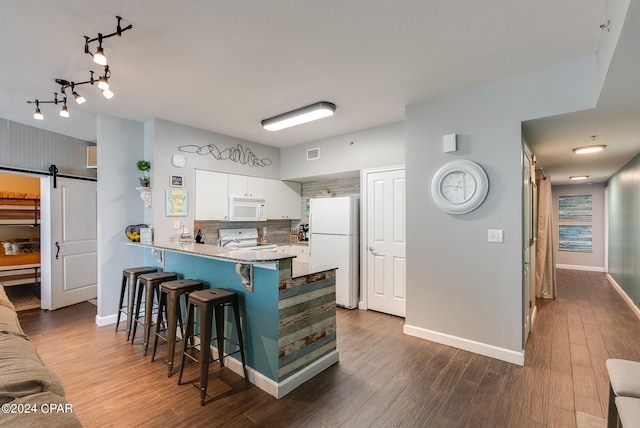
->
[170, 174, 184, 188]
[166, 190, 187, 217]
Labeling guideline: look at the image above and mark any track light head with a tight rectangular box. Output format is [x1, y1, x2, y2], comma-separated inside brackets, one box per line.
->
[93, 45, 107, 66]
[97, 75, 109, 91]
[59, 103, 69, 118]
[33, 101, 43, 120]
[72, 91, 86, 104]
[102, 89, 114, 99]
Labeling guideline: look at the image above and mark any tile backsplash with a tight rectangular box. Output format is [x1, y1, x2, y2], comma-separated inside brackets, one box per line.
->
[193, 219, 295, 246]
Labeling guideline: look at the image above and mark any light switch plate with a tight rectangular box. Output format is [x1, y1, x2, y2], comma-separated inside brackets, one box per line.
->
[444, 133, 457, 152]
[488, 229, 503, 243]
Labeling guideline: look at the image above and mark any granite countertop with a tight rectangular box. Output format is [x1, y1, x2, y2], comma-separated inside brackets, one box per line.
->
[291, 261, 337, 277]
[132, 240, 295, 263]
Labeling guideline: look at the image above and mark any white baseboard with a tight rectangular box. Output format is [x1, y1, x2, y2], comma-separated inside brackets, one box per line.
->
[556, 264, 605, 272]
[219, 349, 339, 398]
[403, 324, 524, 366]
[95, 313, 118, 327]
[606, 274, 640, 321]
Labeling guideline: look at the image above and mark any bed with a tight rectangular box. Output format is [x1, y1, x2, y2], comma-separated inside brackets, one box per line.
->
[0, 191, 41, 287]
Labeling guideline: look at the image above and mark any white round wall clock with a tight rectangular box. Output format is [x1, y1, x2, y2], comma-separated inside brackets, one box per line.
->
[431, 159, 489, 214]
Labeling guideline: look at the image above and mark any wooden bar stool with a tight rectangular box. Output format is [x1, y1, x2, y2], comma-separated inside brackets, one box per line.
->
[115, 266, 157, 340]
[177, 288, 248, 406]
[131, 271, 178, 355]
[151, 279, 203, 376]
[606, 359, 640, 428]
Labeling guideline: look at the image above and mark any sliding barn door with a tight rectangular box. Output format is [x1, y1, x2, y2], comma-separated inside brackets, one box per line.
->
[40, 176, 97, 310]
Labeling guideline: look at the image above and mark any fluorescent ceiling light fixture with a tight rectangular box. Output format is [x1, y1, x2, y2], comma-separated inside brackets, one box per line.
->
[572, 145, 606, 154]
[569, 175, 589, 181]
[262, 102, 336, 131]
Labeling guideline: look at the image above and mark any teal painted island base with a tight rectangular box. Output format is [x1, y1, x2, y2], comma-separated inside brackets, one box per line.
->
[133, 242, 338, 398]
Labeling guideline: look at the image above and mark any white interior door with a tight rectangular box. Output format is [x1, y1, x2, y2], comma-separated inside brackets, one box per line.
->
[364, 166, 406, 317]
[41, 177, 97, 310]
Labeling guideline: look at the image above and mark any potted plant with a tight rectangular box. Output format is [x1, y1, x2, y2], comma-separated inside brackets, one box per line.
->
[137, 160, 151, 187]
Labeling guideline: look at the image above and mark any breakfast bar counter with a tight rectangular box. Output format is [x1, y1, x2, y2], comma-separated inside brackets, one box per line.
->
[131, 241, 338, 398]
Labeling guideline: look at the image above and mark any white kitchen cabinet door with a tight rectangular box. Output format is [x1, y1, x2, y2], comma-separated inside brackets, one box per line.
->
[229, 174, 265, 199]
[265, 179, 301, 219]
[195, 170, 229, 220]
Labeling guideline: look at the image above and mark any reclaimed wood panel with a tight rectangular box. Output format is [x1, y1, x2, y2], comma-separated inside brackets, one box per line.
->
[277, 261, 336, 381]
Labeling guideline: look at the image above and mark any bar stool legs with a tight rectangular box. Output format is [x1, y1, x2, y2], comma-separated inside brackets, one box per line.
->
[115, 267, 157, 340]
[151, 279, 203, 376]
[130, 271, 177, 355]
[177, 288, 248, 406]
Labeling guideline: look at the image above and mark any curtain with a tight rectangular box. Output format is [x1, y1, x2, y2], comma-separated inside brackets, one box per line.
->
[535, 177, 556, 299]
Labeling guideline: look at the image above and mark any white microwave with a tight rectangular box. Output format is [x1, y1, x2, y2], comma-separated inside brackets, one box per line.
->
[229, 197, 266, 221]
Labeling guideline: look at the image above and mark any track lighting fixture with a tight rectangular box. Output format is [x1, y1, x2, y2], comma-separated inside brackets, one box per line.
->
[27, 16, 131, 120]
[261, 102, 336, 131]
[84, 16, 132, 65]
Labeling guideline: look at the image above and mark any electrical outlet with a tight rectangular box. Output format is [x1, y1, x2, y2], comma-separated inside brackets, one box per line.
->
[173, 220, 181, 230]
[488, 229, 503, 243]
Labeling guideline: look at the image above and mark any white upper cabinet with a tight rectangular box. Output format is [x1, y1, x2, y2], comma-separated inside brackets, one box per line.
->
[229, 174, 265, 199]
[265, 179, 302, 219]
[195, 170, 229, 220]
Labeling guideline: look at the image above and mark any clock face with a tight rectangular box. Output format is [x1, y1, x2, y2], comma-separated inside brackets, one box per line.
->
[440, 170, 477, 204]
[431, 159, 489, 214]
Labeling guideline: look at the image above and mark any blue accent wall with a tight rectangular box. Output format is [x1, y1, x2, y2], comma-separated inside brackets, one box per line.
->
[154, 249, 280, 380]
[608, 152, 640, 308]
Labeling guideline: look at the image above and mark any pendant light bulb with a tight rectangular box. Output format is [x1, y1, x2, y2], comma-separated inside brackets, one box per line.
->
[102, 89, 114, 99]
[93, 46, 107, 66]
[33, 107, 43, 120]
[59, 105, 69, 118]
[72, 91, 86, 104]
[97, 76, 109, 91]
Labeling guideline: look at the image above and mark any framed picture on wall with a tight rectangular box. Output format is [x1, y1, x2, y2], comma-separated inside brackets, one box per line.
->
[165, 190, 187, 216]
[170, 174, 184, 188]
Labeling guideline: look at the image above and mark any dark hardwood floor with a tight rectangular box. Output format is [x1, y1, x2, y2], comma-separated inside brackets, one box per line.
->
[17, 269, 640, 427]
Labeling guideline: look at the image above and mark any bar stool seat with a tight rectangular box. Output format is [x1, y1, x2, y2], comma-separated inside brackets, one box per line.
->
[116, 266, 158, 340]
[151, 279, 204, 376]
[606, 359, 640, 428]
[615, 397, 640, 428]
[178, 288, 248, 406]
[131, 271, 178, 355]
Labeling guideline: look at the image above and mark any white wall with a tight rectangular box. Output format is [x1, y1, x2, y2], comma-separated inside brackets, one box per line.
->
[144, 119, 281, 241]
[404, 57, 597, 363]
[280, 122, 404, 180]
[96, 114, 145, 324]
[553, 183, 606, 271]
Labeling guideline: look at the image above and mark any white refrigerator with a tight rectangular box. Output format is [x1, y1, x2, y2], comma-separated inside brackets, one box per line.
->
[309, 196, 359, 309]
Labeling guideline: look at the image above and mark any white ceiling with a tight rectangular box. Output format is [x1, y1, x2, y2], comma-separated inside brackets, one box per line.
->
[2, 0, 638, 185]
